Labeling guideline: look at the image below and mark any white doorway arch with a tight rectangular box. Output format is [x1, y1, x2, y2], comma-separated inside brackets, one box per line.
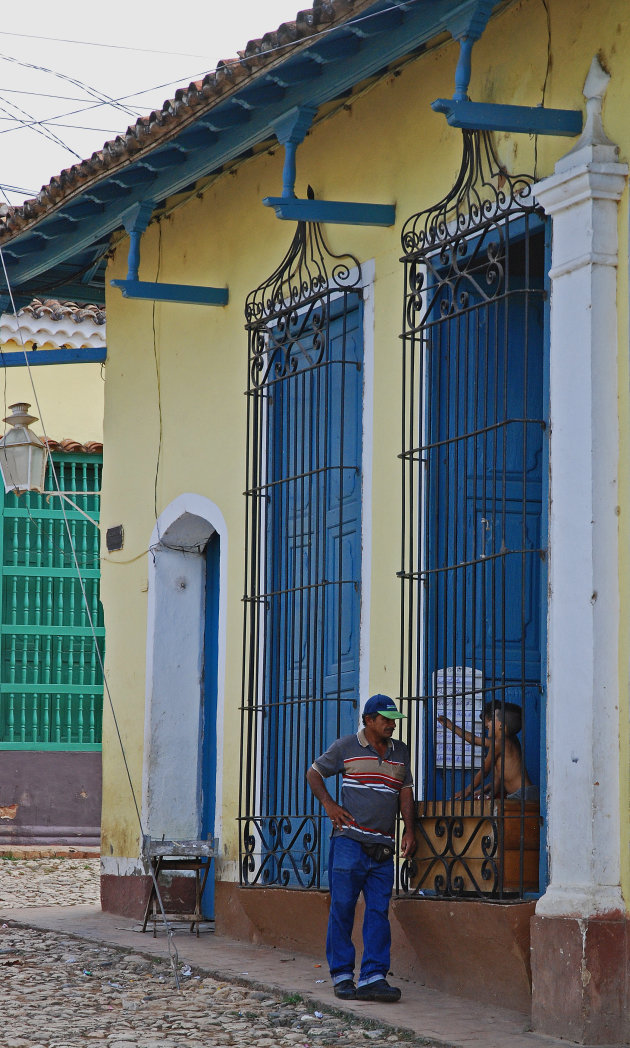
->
[142, 494, 227, 849]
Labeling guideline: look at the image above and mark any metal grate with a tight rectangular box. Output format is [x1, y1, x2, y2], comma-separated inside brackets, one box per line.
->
[240, 217, 363, 889]
[398, 132, 547, 898]
[0, 453, 104, 750]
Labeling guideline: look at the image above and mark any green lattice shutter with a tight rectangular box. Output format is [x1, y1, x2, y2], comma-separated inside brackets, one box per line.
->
[0, 453, 104, 750]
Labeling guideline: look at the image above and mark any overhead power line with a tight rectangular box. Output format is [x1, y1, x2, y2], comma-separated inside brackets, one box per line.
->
[0, 28, 211, 60]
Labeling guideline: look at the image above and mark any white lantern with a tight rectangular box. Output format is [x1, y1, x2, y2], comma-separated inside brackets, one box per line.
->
[0, 403, 48, 494]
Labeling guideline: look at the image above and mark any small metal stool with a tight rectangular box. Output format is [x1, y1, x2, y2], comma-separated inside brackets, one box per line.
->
[141, 837, 217, 937]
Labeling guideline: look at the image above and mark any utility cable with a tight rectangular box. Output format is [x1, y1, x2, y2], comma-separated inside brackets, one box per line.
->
[0, 247, 182, 990]
[0, 29, 209, 60]
[0, 0, 424, 137]
[0, 52, 141, 121]
[0, 94, 84, 160]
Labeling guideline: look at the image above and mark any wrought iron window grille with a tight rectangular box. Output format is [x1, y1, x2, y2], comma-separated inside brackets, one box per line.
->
[240, 216, 364, 890]
[399, 130, 547, 900]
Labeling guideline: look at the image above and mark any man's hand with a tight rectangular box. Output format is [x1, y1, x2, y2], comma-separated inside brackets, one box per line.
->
[324, 799, 355, 832]
[400, 828, 417, 858]
[306, 767, 355, 832]
[399, 786, 417, 858]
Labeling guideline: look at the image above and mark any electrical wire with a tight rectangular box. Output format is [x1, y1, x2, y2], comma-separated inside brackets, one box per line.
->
[0, 247, 182, 991]
[0, 29, 210, 61]
[0, 116, 122, 135]
[0, 0, 424, 143]
[0, 183, 36, 197]
[0, 94, 84, 160]
[0, 52, 142, 121]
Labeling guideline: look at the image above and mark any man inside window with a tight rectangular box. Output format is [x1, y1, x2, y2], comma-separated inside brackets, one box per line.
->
[306, 694, 417, 1003]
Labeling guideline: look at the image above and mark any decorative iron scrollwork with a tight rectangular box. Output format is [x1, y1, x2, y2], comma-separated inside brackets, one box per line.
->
[241, 815, 319, 889]
[245, 200, 361, 388]
[401, 130, 541, 329]
[405, 814, 500, 898]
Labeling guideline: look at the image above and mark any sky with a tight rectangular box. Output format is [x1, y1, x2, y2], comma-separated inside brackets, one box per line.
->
[0, 0, 303, 207]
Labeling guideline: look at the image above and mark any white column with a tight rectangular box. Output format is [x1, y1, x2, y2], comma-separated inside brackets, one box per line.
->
[533, 58, 627, 917]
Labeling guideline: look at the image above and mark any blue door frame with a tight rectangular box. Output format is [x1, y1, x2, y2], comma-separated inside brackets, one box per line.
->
[201, 530, 220, 917]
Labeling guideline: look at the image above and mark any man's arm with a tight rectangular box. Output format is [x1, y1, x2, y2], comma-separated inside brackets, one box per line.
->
[399, 785, 417, 858]
[306, 766, 354, 831]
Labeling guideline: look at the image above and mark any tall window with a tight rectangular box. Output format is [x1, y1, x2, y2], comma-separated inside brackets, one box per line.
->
[399, 132, 547, 898]
[0, 452, 103, 751]
[240, 221, 363, 889]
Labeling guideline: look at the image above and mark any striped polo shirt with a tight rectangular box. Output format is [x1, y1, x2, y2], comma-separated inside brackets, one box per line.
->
[312, 728, 413, 847]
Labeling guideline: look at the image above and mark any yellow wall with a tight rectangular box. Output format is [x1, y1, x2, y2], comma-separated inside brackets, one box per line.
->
[0, 360, 104, 444]
[100, 0, 629, 897]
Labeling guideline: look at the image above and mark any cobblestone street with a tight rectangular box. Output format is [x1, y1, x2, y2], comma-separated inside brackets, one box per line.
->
[0, 858, 426, 1048]
[0, 855, 100, 909]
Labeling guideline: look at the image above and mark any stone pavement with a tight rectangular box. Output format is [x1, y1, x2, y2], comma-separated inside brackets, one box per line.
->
[0, 854, 100, 909]
[0, 857, 580, 1048]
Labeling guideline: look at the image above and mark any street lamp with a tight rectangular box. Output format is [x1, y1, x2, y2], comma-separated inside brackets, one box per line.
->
[0, 402, 47, 494]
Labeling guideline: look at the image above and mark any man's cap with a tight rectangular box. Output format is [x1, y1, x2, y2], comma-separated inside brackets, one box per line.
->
[363, 694, 406, 719]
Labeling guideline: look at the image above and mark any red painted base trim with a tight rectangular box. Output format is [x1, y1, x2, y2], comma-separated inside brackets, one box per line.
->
[216, 883, 534, 1013]
[100, 873, 198, 921]
[531, 913, 630, 1044]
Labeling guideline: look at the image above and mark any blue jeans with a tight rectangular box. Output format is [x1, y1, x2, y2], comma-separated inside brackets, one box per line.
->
[326, 835, 394, 988]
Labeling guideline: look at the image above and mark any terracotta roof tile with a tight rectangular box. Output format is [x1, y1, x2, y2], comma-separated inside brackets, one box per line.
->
[20, 299, 106, 326]
[0, 298, 106, 350]
[43, 438, 103, 455]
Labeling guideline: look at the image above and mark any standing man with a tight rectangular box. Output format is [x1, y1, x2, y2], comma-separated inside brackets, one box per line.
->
[306, 694, 417, 1003]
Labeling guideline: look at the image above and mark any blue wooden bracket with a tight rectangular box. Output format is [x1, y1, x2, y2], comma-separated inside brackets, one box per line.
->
[431, 98, 583, 137]
[433, 8, 582, 138]
[263, 196, 396, 226]
[263, 104, 395, 226]
[111, 280, 229, 305]
[111, 200, 228, 306]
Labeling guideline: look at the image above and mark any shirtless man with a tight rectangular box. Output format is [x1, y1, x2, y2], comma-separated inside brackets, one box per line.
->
[439, 701, 536, 800]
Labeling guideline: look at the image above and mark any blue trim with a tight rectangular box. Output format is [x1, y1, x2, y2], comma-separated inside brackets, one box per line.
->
[201, 532, 220, 918]
[112, 200, 229, 305]
[273, 105, 318, 198]
[431, 98, 583, 137]
[445, 0, 495, 41]
[0, 347, 106, 367]
[110, 279, 228, 306]
[267, 103, 396, 225]
[121, 202, 154, 280]
[263, 197, 396, 226]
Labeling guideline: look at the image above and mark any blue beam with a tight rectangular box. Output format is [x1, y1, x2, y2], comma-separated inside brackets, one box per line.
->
[112, 201, 229, 305]
[263, 196, 395, 226]
[266, 58, 322, 87]
[431, 98, 583, 136]
[0, 347, 107, 367]
[110, 279, 228, 306]
[303, 35, 361, 63]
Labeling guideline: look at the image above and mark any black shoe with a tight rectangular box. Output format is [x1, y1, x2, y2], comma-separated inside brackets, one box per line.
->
[355, 979, 401, 1002]
[334, 979, 357, 1000]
